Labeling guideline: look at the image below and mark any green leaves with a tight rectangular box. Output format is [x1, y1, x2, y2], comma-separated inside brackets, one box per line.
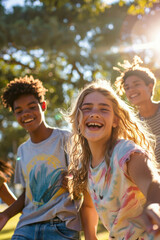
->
[0, 0, 160, 165]
[128, 0, 160, 15]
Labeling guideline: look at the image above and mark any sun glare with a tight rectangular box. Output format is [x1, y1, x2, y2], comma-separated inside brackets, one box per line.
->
[119, 7, 160, 63]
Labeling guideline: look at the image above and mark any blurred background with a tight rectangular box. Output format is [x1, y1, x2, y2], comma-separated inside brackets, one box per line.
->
[0, 0, 160, 195]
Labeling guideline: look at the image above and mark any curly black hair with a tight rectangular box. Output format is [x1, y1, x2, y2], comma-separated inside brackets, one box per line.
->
[1, 75, 48, 111]
[114, 56, 156, 95]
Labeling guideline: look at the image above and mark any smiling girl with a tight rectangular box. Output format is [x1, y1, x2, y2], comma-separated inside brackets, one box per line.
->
[67, 79, 160, 240]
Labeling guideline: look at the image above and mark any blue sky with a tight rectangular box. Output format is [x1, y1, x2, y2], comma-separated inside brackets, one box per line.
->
[3, 0, 25, 9]
[3, 0, 120, 9]
[2, 0, 44, 9]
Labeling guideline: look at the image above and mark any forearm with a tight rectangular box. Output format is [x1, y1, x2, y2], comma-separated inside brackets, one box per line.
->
[0, 183, 17, 206]
[146, 181, 160, 205]
[80, 207, 98, 240]
[142, 176, 160, 233]
[3, 189, 25, 219]
[80, 191, 98, 240]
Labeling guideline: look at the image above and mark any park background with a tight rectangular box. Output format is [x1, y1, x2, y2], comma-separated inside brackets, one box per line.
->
[0, 0, 160, 239]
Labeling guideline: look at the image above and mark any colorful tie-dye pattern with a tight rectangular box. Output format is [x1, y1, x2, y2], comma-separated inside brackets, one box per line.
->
[29, 165, 65, 207]
[88, 139, 157, 240]
[14, 129, 81, 231]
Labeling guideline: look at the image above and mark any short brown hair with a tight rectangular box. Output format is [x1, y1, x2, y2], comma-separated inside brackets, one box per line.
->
[114, 56, 156, 95]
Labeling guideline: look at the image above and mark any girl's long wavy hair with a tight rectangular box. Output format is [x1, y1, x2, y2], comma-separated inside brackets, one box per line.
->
[67, 80, 156, 199]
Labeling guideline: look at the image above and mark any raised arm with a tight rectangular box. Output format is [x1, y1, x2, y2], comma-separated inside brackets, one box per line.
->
[80, 190, 99, 240]
[0, 182, 17, 206]
[127, 152, 160, 234]
[0, 189, 25, 231]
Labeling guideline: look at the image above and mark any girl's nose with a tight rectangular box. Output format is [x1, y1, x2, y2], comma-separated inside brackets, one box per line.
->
[89, 112, 100, 118]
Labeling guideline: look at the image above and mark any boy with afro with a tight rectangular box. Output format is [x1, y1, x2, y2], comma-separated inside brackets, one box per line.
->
[0, 75, 81, 239]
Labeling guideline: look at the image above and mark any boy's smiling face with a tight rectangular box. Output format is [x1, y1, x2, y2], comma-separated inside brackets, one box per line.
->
[124, 75, 153, 106]
[13, 94, 45, 134]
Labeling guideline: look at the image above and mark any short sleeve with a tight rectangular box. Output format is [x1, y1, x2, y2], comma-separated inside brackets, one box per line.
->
[113, 140, 149, 178]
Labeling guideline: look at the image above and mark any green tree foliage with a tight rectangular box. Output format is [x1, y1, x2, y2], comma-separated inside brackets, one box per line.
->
[127, 0, 160, 15]
[0, 0, 160, 164]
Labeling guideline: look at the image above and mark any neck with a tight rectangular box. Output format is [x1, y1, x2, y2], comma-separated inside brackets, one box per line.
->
[89, 142, 106, 168]
[30, 123, 53, 143]
[138, 101, 159, 118]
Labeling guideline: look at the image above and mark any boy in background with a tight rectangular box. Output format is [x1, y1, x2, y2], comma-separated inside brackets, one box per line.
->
[0, 76, 81, 239]
[114, 56, 160, 163]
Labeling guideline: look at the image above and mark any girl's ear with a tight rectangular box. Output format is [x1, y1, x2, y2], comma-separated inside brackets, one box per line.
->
[113, 115, 118, 128]
[41, 101, 47, 111]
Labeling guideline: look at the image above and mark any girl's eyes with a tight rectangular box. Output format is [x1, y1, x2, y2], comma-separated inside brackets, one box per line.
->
[101, 108, 109, 112]
[81, 108, 109, 112]
[81, 108, 91, 112]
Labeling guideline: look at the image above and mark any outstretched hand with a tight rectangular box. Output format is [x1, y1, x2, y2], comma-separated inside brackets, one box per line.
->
[0, 212, 9, 231]
[141, 203, 160, 235]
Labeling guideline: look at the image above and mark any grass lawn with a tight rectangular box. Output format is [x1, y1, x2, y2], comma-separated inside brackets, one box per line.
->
[0, 204, 21, 240]
[0, 204, 108, 240]
[81, 221, 108, 240]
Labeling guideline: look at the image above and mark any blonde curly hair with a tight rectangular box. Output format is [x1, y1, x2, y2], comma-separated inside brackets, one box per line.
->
[67, 79, 156, 199]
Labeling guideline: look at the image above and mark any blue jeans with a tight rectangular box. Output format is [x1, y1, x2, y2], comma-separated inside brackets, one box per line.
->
[11, 222, 80, 240]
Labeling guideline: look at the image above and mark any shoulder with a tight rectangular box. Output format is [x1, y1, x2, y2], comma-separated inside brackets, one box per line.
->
[17, 138, 30, 151]
[113, 139, 140, 154]
[16, 138, 31, 162]
[112, 139, 145, 164]
[157, 103, 160, 114]
[54, 128, 71, 139]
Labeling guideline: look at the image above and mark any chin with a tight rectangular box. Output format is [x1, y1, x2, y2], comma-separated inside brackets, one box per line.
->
[86, 136, 102, 142]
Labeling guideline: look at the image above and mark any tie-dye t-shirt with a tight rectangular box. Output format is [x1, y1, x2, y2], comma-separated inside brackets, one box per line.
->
[88, 139, 157, 240]
[14, 128, 81, 231]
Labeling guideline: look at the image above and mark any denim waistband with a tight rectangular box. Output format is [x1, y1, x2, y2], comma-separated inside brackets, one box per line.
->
[41, 217, 64, 224]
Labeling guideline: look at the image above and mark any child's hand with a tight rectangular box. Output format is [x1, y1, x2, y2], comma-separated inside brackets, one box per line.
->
[61, 171, 73, 190]
[0, 211, 9, 231]
[62, 171, 68, 189]
[141, 203, 160, 235]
